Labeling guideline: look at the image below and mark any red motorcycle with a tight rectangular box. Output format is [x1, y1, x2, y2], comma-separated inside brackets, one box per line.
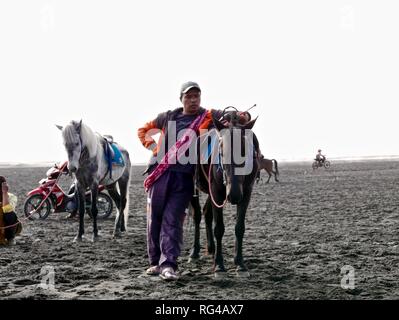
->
[23, 162, 113, 220]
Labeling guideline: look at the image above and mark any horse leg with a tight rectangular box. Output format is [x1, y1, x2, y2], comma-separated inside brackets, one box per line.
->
[188, 194, 202, 262]
[90, 184, 99, 242]
[107, 184, 122, 238]
[234, 194, 250, 277]
[204, 196, 215, 256]
[212, 204, 226, 276]
[117, 178, 129, 233]
[273, 160, 279, 182]
[74, 184, 86, 242]
[266, 171, 271, 183]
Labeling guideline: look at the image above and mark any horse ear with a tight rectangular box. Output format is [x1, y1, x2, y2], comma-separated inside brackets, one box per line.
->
[55, 125, 63, 131]
[212, 114, 227, 132]
[243, 116, 258, 130]
[75, 119, 82, 133]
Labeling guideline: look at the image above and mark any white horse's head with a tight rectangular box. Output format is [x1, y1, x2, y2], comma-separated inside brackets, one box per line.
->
[56, 120, 98, 173]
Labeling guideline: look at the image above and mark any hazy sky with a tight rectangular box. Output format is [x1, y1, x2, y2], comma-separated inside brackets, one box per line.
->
[1, 0, 398, 164]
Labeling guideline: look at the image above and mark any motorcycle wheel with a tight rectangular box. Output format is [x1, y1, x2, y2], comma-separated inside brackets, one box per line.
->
[324, 161, 331, 169]
[23, 195, 51, 220]
[86, 192, 113, 219]
[312, 161, 318, 170]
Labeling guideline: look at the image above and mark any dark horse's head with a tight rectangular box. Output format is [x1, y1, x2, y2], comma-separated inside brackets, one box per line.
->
[211, 112, 258, 205]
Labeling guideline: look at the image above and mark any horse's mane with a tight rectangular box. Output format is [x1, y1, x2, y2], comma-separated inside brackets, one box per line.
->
[63, 120, 99, 158]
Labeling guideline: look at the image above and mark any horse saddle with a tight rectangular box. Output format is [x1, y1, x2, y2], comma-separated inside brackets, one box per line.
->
[103, 136, 124, 167]
[110, 144, 124, 166]
[103, 135, 114, 144]
[103, 139, 124, 180]
[100, 136, 125, 180]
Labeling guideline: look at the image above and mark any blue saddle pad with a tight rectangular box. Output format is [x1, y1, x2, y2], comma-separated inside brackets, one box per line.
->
[199, 129, 218, 163]
[110, 143, 124, 166]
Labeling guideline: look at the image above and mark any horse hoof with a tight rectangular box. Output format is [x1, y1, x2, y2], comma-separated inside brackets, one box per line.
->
[214, 271, 227, 279]
[73, 235, 84, 243]
[236, 270, 250, 278]
[214, 265, 226, 278]
[188, 256, 200, 264]
[91, 234, 101, 242]
[200, 255, 213, 261]
[112, 232, 122, 239]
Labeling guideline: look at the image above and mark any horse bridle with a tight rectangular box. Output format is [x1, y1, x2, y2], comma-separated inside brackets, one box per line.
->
[206, 105, 256, 208]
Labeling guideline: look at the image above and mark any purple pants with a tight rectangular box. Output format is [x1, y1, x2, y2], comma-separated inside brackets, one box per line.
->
[147, 170, 193, 270]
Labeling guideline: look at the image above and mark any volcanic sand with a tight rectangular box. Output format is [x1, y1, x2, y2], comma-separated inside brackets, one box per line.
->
[1, 160, 399, 299]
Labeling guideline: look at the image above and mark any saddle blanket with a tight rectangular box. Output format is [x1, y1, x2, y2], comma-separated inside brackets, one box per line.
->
[104, 141, 125, 168]
[110, 143, 124, 166]
[199, 129, 218, 163]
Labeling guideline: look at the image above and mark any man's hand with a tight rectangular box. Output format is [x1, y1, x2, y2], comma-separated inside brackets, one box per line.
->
[1, 182, 9, 194]
[1, 182, 10, 207]
[237, 111, 250, 124]
[148, 142, 158, 156]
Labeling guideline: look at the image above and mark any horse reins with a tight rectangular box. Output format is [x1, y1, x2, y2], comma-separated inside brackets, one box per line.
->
[207, 130, 228, 208]
[208, 162, 228, 208]
[206, 106, 256, 208]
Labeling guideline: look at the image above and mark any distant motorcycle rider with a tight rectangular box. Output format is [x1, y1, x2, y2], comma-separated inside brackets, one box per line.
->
[315, 149, 326, 164]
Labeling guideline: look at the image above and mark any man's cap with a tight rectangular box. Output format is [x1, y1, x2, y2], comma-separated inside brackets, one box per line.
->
[180, 81, 201, 97]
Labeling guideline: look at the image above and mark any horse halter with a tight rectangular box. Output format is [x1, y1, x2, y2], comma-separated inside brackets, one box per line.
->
[76, 131, 89, 160]
[216, 106, 244, 185]
[220, 106, 239, 126]
[218, 106, 238, 182]
[220, 104, 256, 126]
[68, 127, 88, 172]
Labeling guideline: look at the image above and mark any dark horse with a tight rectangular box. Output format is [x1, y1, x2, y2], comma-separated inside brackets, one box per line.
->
[189, 110, 259, 277]
[256, 158, 279, 183]
[57, 120, 131, 242]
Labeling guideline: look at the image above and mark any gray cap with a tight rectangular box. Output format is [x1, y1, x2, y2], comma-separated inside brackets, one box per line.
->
[180, 81, 201, 98]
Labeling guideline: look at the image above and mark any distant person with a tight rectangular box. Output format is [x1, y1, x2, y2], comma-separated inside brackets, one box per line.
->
[0, 176, 22, 245]
[315, 149, 326, 164]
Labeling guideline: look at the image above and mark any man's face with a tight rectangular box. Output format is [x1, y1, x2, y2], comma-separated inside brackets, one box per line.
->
[182, 88, 201, 115]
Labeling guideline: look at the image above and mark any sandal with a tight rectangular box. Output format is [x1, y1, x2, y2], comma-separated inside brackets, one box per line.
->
[146, 265, 160, 276]
[160, 267, 179, 281]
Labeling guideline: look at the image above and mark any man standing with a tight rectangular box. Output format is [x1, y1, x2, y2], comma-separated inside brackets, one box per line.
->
[137, 81, 253, 280]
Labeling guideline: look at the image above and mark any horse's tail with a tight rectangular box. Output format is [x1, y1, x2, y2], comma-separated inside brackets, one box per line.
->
[272, 159, 279, 176]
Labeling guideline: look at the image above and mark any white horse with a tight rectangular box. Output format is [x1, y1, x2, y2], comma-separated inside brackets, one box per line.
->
[57, 120, 131, 242]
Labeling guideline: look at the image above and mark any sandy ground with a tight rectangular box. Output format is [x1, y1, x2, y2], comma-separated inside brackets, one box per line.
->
[1, 160, 399, 300]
